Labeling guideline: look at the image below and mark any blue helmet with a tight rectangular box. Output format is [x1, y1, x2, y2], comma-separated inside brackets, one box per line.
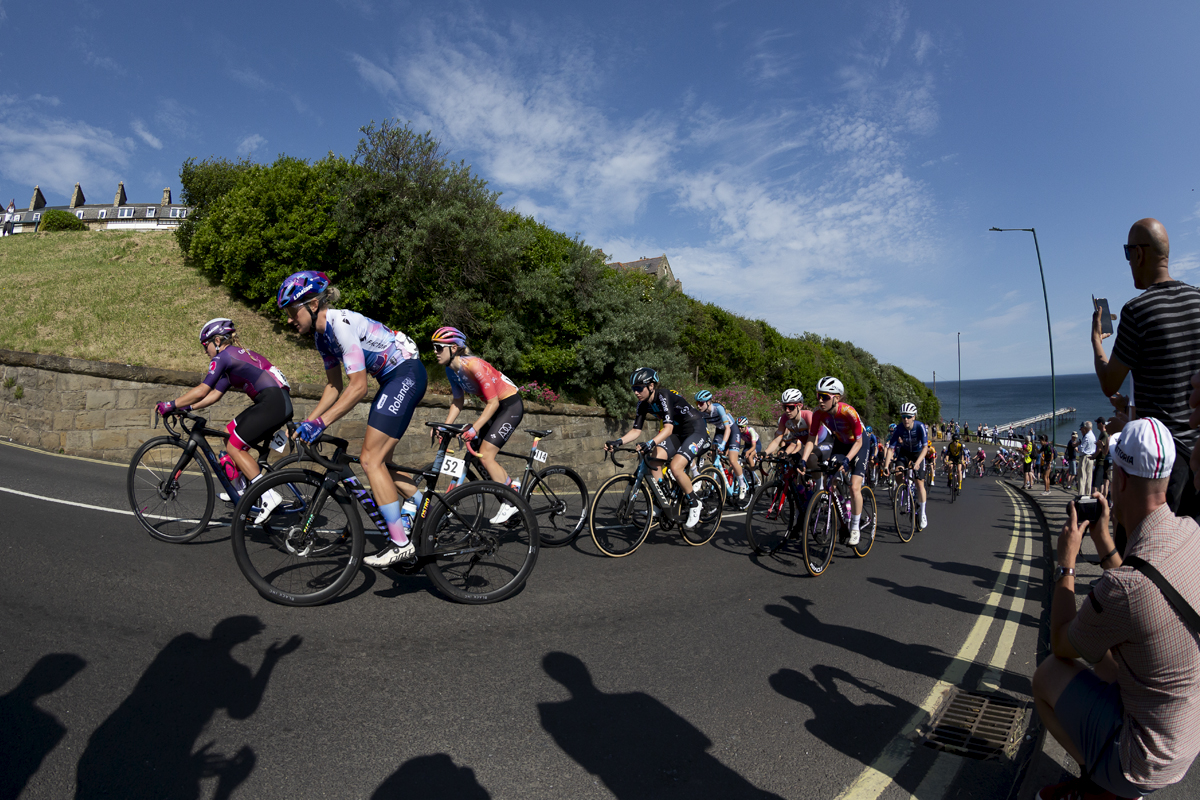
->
[864, 426, 873, 434]
[276, 271, 330, 309]
[695, 389, 713, 403]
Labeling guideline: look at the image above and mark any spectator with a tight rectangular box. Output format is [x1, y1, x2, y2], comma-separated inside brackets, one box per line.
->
[1094, 418, 1110, 499]
[1039, 434, 1057, 496]
[1066, 432, 1080, 491]
[1079, 421, 1097, 497]
[1032, 418, 1200, 799]
[1093, 218, 1200, 518]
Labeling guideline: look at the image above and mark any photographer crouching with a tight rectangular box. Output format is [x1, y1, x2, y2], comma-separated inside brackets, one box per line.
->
[1033, 418, 1200, 800]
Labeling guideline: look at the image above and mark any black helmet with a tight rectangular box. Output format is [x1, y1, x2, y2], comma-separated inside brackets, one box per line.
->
[629, 367, 659, 388]
[952, 433, 961, 442]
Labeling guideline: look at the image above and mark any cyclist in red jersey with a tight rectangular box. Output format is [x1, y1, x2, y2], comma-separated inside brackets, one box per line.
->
[765, 388, 827, 467]
[798, 376, 868, 545]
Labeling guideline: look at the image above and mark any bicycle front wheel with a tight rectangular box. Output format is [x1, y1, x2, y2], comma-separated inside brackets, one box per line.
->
[802, 489, 837, 577]
[896, 483, 916, 543]
[589, 474, 653, 557]
[422, 482, 538, 604]
[680, 474, 723, 545]
[231, 469, 364, 606]
[127, 437, 215, 543]
[745, 481, 796, 555]
[524, 466, 589, 547]
[853, 487, 876, 557]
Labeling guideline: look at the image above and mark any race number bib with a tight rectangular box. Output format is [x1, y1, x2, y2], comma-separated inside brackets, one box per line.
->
[533, 449, 549, 464]
[439, 455, 466, 480]
[270, 429, 289, 453]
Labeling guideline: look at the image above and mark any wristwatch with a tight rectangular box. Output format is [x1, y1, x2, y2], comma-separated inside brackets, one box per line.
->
[1054, 565, 1076, 583]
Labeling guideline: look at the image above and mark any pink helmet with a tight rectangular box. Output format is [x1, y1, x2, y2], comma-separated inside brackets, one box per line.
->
[431, 326, 467, 347]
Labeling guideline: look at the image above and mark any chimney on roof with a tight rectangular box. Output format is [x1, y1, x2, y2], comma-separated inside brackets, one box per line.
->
[28, 185, 46, 212]
[113, 181, 126, 207]
[69, 183, 86, 209]
[161, 187, 172, 206]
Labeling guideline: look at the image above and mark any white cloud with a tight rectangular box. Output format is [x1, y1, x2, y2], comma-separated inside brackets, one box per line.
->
[154, 99, 196, 139]
[131, 119, 162, 150]
[237, 134, 267, 156]
[0, 98, 131, 199]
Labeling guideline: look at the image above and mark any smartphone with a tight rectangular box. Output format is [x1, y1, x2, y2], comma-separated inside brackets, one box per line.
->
[1093, 296, 1115, 335]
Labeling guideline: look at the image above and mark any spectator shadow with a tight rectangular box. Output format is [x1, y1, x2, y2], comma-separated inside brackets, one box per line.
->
[74, 616, 301, 800]
[371, 753, 490, 799]
[866, 577, 1040, 629]
[0, 652, 86, 800]
[538, 651, 784, 799]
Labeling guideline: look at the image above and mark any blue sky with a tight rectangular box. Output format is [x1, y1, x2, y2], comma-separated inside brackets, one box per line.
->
[3, 0, 1199, 382]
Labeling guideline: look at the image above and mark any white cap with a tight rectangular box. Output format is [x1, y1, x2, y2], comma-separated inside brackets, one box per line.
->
[1112, 418, 1174, 480]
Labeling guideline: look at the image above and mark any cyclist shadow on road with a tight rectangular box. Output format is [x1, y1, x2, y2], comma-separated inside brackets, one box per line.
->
[866, 577, 1041, 631]
[0, 652, 87, 800]
[371, 753, 491, 799]
[538, 651, 784, 800]
[74, 615, 301, 800]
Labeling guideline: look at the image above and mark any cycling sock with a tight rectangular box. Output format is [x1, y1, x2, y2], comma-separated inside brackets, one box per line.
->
[686, 492, 698, 507]
[380, 500, 410, 546]
[851, 512, 861, 531]
[919, 501, 927, 514]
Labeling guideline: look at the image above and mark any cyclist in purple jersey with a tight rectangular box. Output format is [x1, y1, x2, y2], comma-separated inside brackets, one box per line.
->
[278, 271, 428, 568]
[155, 319, 293, 521]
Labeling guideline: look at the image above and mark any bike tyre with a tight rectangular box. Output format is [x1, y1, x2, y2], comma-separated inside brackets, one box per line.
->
[524, 465, 589, 547]
[802, 489, 837, 577]
[589, 474, 653, 557]
[127, 436, 215, 543]
[853, 486, 876, 557]
[746, 481, 796, 555]
[679, 474, 723, 546]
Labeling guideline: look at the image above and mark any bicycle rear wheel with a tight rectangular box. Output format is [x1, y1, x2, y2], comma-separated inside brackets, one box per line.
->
[127, 437, 215, 543]
[745, 481, 796, 555]
[802, 489, 837, 577]
[589, 474, 653, 557]
[524, 466, 588, 547]
[231, 469, 363, 606]
[680, 474, 723, 545]
[853, 486, 876, 557]
[421, 482, 538, 604]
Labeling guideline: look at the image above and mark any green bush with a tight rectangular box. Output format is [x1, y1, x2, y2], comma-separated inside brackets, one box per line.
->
[39, 209, 87, 232]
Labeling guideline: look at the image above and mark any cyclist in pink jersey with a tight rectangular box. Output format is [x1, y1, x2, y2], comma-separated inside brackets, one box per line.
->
[765, 388, 827, 465]
[433, 327, 525, 524]
[799, 376, 868, 546]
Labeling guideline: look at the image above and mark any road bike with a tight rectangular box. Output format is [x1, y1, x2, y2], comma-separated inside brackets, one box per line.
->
[588, 445, 724, 557]
[744, 453, 815, 555]
[888, 460, 920, 543]
[229, 423, 537, 606]
[947, 464, 962, 503]
[800, 456, 876, 577]
[697, 443, 760, 511]
[127, 410, 292, 543]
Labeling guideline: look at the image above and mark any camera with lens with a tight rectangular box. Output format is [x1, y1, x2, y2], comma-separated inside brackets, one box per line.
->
[1073, 495, 1102, 523]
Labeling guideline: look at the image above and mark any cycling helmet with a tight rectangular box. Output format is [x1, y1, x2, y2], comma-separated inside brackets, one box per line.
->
[900, 402, 918, 416]
[864, 426, 873, 434]
[695, 389, 713, 403]
[276, 270, 330, 308]
[431, 326, 467, 347]
[816, 376, 844, 396]
[888, 423, 897, 432]
[736, 417, 750, 427]
[952, 433, 961, 442]
[630, 367, 659, 388]
[199, 318, 235, 345]
[781, 388, 803, 404]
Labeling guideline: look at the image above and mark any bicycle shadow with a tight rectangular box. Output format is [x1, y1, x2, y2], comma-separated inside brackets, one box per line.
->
[371, 753, 490, 799]
[74, 616, 301, 800]
[0, 653, 87, 799]
[538, 652, 784, 799]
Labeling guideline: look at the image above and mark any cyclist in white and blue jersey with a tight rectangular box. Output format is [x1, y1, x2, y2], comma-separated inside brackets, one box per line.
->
[882, 402, 930, 529]
[278, 271, 428, 568]
[694, 390, 749, 500]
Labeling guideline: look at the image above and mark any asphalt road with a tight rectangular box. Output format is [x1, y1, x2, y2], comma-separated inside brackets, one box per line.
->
[1, 442, 1044, 800]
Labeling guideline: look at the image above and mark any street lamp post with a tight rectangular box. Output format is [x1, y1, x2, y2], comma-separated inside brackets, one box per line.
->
[989, 227, 1057, 442]
[957, 332, 962, 422]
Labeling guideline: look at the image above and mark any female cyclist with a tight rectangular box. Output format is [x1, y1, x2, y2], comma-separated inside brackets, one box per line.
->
[694, 389, 747, 499]
[156, 318, 292, 523]
[277, 271, 428, 568]
[737, 417, 761, 470]
[431, 326, 524, 524]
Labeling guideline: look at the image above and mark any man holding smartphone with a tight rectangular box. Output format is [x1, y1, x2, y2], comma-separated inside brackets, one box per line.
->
[1092, 218, 1200, 519]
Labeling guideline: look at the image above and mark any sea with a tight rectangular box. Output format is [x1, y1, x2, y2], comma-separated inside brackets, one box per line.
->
[925, 372, 1133, 446]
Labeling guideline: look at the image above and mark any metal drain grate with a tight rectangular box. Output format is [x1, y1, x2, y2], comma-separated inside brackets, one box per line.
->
[919, 688, 1028, 760]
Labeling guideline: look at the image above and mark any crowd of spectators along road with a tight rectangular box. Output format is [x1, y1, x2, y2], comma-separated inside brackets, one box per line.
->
[1032, 218, 1200, 800]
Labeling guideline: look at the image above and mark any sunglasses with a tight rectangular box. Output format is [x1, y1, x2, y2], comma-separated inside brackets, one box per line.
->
[818, 392, 835, 402]
[632, 384, 648, 392]
[1123, 243, 1149, 261]
[433, 344, 452, 354]
[901, 414, 914, 419]
[783, 404, 800, 412]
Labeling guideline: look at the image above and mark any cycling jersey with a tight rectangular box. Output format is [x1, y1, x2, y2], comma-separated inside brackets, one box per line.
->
[702, 401, 737, 434]
[946, 441, 965, 462]
[446, 355, 518, 403]
[634, 389, 701, 437]
[777, 410, 827, 443]
[739, 426, 760, 448]
[202, 347, 289, 400]
[887, 421, 929, 454]
[316, 309, 418, 379]
[808, 401, 864, 446]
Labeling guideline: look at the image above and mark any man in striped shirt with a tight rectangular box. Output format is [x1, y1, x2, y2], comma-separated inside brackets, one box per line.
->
[1092, 218, 1200, 519]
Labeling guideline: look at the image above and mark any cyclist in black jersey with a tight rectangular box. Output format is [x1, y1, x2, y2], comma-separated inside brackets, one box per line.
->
[604, 368, 711, 529]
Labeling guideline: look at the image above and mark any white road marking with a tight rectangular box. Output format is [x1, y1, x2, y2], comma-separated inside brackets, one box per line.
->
[0, 485, 211, 524]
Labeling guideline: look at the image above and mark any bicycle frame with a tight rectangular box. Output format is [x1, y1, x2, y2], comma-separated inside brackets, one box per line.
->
[159, 412, 278, 507]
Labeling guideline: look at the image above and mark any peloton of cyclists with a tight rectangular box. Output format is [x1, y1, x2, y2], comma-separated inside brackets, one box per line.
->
[797, 377, 869, 546]
[694, 390, 749, 500]
[605, 368, 711, 530]
[882, 402, 930, 530]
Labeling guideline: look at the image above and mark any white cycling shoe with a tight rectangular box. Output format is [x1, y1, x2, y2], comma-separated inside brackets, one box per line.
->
[920, 513, 928, 530]
[847, 527, 861, 546]
[490, 502, 519, 525]
[253, 488, 284, 525]
[684, 502, 702, 528]
[365, 540, 417, 568]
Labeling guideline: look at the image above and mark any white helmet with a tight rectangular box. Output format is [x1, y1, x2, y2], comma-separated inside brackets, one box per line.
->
[781, 388, 803, 404]
[900, 402, 918, 416]
[816, 376, 844, 396]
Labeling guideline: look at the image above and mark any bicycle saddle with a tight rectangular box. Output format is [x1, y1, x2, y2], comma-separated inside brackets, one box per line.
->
[525, 428, 553, 438]
[425, 422, 470, 434]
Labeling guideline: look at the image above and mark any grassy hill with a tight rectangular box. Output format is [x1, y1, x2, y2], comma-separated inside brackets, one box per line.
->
[0, 230, 337, 385]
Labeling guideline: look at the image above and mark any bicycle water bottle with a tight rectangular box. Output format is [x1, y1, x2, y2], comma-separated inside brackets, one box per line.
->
[842, 497, 851, 520]
[219, 453, 247, 492]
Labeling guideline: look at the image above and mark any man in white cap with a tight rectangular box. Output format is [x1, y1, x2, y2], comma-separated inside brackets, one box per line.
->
[1033, 418, 1200, 800]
